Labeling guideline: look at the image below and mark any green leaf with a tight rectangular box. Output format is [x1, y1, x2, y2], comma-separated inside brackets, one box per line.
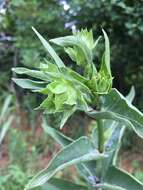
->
[25, 137, 105, 189]
[0, 95, 12, 120]
[50, 30, 98, 77]
[47, 81, 67, 94]
[100, 166, 143, 190]
[0, 116, 13, 145]
[12, 67, 50, 81]
[126, 86, 135, 102]
[41, 178, 88, 190]
[50, 35, 92, 64]
[92, 29, 112, 94]
[32, 27, 65, 68]
[88, 88, 143, 138]
[37, 94, 55, 113]
[39, 62, 61, 79]
[60, 67, 88, 85]
[42, 119, 101, 186]
[101, 29, 111, 76]
[89, 87, 136, 180]
[12, 78, 47, 90]
[105, 86, 135, 165]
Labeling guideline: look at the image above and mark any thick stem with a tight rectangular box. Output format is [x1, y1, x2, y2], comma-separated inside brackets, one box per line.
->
[97, 120, 104, 153]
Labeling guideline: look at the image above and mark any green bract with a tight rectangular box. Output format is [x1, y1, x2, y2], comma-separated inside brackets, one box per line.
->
[12, 28, 143, 190]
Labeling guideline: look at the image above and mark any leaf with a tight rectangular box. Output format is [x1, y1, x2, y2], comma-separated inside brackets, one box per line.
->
[100, 166, 143, 190]
[47, 81, 67, 94]
[105, 86, 135, 165]
[42, 119, 101, 186]
[126, 86, 135, 102]
[37, 94, 55, 113]
[50, 31, 98, 77]
[60, 67, 88, 85]
[0, 95, 12, 120]
[89, 87, 136, 180]
[88, 88, 143, 138]
[25, 137, 105, 189]
[0, 116, 13, 145]
[101, 29, 111, 76]
[39, 62, 61, 79]
[41, 178, 88, 190]
[93, 29, 112, 94]
[12, 78, 47, 90]
[12, 67, 50, 81]
[32, 27, 65, 68]
[50, 35, 92, 64]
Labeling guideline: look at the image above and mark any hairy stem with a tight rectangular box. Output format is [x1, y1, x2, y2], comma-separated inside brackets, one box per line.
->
[97, 120, 104, 153]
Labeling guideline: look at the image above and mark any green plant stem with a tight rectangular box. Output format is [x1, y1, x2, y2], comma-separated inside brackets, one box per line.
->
[97, 120, 104, 153]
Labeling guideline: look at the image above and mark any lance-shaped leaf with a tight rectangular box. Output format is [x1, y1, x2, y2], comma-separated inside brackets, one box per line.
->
[32, 27, 65, 68]
[12, 67, 50, 81]
[12, 78, 47, 90]
[104, 86, 135, 164]
[0, 95, 12, 120]
[88, 88, 143, 138]
[0, 116, 13, 145]
[92, 29, 112, 94]
[99, 166, 143, 190]
[42, 120, 102, 186]
[101, 29, 111, 77]
[41, 178, 88, 190]
[25, 137, 105, 189]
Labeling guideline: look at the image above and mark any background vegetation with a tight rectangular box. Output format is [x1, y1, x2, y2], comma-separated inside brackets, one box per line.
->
[0, 0, 143, 189]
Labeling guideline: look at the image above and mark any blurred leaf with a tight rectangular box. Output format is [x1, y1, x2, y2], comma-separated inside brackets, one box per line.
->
[0, 95, 12, 120]
[0, 116, 13, 145]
